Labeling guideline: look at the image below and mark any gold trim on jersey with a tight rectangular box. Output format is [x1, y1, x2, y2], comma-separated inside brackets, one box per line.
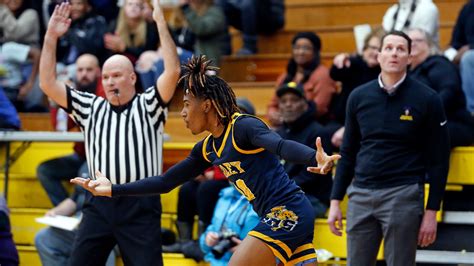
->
[212, 121, 232, 158]
[202, 135, 212, 163]
[288, 253, 318, 265]
[231, 113, 265, 154]
[249, 231, 317, 265]
[293, 243, 314, 254]
[266, 244, 287, 265]
[248, 231, 292, 260]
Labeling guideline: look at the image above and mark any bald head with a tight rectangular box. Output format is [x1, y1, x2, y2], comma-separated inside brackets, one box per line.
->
[75, 54, 100, 91]
[76, 54, 99, 68]
[103, 55, 135, 75]
[102, 54, 137, 106]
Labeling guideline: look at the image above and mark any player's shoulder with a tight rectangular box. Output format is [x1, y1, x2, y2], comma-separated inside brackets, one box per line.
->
[233, 113, 269, 128]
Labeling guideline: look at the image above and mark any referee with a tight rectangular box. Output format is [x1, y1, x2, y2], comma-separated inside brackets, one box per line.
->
[39, 1, 180, 265]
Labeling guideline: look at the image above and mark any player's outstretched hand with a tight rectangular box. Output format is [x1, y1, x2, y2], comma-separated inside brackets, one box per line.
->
[307, 137, 341, 175]
[70, 171, 112, 197]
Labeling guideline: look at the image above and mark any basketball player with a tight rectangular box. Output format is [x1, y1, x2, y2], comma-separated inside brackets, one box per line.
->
[72, 56, 340, 266]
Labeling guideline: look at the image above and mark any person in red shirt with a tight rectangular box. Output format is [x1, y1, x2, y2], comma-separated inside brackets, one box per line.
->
[37, 53, 105, 206]
[267, 32, 336, 128]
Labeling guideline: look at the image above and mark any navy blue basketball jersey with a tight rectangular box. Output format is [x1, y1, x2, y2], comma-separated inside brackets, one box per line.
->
[201, 113, 301, 216]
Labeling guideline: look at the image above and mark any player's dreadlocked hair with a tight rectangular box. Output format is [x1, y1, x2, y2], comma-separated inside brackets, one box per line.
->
[178, 55, 240, 125]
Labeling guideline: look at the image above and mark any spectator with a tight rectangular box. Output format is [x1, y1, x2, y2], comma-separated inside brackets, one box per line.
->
[135, 3, 195, 89]
[34, 187, 116, 266]
[327, 28, 384, 148]
[328, 31, 449, 266]
[275, 82, 333, 218]
[199, 186, 259, 266]
[443, 0, 474, 114]
[0, 2, 44, 111]
[235, 96, 255, 116]
[39, 1, 180, 265]
[37, 53, 105, 206]
[3, 0, 40, 46]
[0, 196, 19, 266]
[215, 0, 284, 55]
[136, 47, 193, 90]
[179, 0, 229, 66]
[267, 32, 336, 127]
[104, 0, 159, 64]
[0, 42, 43, 112]
[408, 28, 474, 147]
[165, 166, 227, 262]
[168, 5, 196, 53]
[382, 0, 439, 45]
[90, 0, 119, 23]
[56, 0, 107, 78]
[43, 0, 119, 24]
[0, 86, 20, 130]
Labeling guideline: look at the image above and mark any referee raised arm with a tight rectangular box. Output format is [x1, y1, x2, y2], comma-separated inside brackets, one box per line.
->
[39, 1, 180, 265]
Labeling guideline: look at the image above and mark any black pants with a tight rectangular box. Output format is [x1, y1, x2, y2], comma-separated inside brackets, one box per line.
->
[177, 179, 229, 225]
[69, 194, 163, 266]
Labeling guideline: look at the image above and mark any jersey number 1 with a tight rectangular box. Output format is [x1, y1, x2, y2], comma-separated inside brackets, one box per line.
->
[235, 179, 255, 201]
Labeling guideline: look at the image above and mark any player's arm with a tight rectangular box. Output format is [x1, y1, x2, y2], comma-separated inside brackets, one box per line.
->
[152, 0, 180, 103]
[71, 142, 211, 197]
[39, 3, 71, 108]
[236, 117, 339, 173]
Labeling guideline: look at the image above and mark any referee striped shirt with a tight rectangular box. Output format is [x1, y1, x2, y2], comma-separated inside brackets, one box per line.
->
[65, 86, 167, 184]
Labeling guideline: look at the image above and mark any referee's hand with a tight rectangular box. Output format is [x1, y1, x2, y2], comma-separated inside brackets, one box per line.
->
[70, 171, 112, 197]
[307, 137, 341, 175]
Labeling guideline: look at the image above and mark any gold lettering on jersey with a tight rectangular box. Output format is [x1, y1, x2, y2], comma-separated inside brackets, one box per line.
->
[218, 161, 246, 178]
[218, 165, 231, 177]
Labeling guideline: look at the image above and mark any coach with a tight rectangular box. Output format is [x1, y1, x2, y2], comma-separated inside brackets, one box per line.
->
[327, 31, 450, 266]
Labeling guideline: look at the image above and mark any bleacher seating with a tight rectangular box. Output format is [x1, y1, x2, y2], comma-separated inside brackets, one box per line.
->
[220, 53, 331, 82]
[281, 0, 463, 29]
[230, 23, 455, 55]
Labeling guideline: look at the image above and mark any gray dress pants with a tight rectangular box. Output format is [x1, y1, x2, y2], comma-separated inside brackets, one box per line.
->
[346, 183, 424, 266]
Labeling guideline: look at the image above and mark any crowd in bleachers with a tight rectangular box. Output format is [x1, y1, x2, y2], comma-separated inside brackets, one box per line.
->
[1, 0, 474, 265]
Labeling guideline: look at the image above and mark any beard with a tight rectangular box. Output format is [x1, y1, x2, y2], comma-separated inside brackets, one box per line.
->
[76, 79, 97, 94]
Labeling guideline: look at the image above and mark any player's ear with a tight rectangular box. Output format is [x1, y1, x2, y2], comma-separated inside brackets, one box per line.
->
[202, 98, 212, 113]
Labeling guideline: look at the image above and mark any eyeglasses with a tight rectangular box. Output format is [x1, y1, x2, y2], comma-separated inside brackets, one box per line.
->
[365, 45, 380, 51]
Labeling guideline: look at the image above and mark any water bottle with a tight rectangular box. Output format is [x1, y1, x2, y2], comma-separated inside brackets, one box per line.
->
[56, 108, 68, 132]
